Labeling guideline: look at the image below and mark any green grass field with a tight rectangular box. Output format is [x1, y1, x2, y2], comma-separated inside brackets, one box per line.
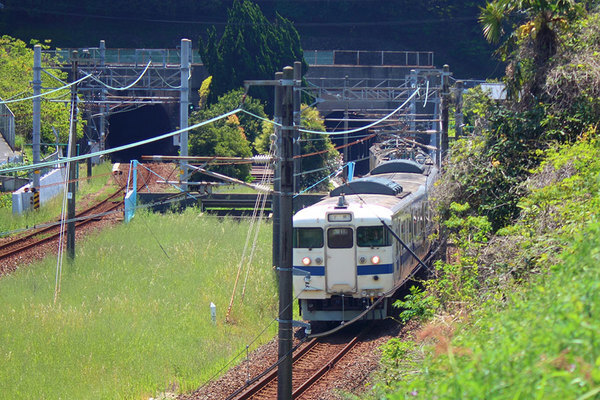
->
[0, 209, 277, 399]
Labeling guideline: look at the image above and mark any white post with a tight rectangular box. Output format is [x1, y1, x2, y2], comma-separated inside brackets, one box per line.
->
[210, 302, 217, 325]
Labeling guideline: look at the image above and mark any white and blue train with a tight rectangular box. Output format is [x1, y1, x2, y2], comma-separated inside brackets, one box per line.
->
[292, 159, 437, 322]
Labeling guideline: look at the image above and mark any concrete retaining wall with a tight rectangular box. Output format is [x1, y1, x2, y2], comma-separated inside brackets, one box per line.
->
[12, 167, 67, 214]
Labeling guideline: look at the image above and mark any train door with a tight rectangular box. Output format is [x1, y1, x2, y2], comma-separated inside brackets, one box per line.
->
[325, 227, 357, 293]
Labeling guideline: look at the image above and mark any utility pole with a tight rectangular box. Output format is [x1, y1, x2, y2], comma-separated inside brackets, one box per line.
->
[454, 80, 464, 139]
[343, 75, 349, 180]
[67, 51, 79, 259]
[277, 65, 296, 400]
[272, 71, 283, 270]
[99, 40, 107, 153]
[32, 44, 42, 191]
[293, 61, 302, 194]
[179, 38, 191, 191]
[440, 64, 450, 167]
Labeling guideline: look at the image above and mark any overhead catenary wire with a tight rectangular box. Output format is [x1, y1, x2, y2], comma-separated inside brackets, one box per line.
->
[0, 73, 93, 105]
[6, 85, 423, 176]
[296, 87, 420, 135]
[87, 60, 152, 91]
[0, 108, 243, 175]
[239, 86, 419, 137]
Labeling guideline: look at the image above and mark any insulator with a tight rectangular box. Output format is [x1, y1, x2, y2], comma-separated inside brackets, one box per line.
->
[252, 155, 273, 164]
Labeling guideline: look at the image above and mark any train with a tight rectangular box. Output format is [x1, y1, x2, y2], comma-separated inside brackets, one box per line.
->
[292, 159, 437, 324]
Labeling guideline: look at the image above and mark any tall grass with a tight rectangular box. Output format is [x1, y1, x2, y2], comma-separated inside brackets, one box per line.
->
[0, 162, 118, 235]
[0, 209, 277, 399]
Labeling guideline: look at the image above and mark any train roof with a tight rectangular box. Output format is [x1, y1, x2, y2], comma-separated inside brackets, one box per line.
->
[331, 171, 428, 197]
[294, 194, 399, 225]
[370, 159, 425, 174]
[293, 160, 436, 225]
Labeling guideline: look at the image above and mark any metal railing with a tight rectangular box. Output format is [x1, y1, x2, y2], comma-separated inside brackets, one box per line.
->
[0, 100, 15, 150]
[45, 48, 434, 68]
[45, 48, 203, 67]
[304, 50, 435, 67]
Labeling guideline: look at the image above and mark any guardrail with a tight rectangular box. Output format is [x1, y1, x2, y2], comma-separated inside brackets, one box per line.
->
[0, 100, 15, 150]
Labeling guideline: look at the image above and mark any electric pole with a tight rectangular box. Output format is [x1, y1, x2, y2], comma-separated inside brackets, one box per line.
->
[179, 38, 191, 191]
[440, 64, 450, 167]
[454, 80, 464, 139]
[293, 61, 302, 194]
[67, 51, 79, 260]
[272, 71, 283, 270]
[32, 44, 42, 191]
[277, 65, 296, 400]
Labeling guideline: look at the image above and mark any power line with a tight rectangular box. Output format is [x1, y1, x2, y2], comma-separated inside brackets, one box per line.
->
[0, 73, 93, 104]
[0, 108, 242, 175]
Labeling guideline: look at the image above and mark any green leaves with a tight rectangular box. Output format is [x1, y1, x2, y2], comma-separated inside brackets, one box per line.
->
[188, 89, 265, 180]
[393, 286, 439, 324]
[198, 0, 305, 106]
[0, 36, 81, 149]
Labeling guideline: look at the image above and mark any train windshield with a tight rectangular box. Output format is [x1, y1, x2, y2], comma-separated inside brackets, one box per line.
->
[327, 228, 354, 249]
[293, 228, 324, 248]
[357, 226, 391, 247]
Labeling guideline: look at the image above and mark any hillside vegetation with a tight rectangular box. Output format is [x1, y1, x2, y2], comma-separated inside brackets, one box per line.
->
[365, 2, 600, 399]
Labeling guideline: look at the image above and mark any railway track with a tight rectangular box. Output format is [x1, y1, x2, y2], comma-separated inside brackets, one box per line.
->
[0, 187, 125, 262]
[230, 326, 370, 400]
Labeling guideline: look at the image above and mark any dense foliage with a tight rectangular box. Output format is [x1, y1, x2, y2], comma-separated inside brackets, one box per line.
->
[0, 36, 82, 151]
[364, 3, 600, 399]
[198, 0, 306, 106]
[188, 88, 267, 181]
[370, 137, 600, 399]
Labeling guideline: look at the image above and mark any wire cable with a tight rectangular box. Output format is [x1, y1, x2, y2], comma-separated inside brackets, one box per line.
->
[0, 108, 242, 175]
[239, 86, 419, 137]
[297, 87, 420, 135]
[0, 73, 93, 104]
[87, 60, 152, 91]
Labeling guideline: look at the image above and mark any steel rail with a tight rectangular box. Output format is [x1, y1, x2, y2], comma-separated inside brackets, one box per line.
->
[0, 187, 125, 260]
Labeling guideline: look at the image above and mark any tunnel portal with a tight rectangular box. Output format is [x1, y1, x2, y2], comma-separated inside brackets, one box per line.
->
[107, 105, 177, 163]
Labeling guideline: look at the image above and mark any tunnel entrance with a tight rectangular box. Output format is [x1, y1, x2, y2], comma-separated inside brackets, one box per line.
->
[107, 105, 177, 162]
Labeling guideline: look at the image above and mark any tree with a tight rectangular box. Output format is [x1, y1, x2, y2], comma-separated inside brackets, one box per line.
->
[479, 0, 583, 102]
[198, 0, 306, 106]
[188, 88, 268, 181]
[0, 36, 82, 152]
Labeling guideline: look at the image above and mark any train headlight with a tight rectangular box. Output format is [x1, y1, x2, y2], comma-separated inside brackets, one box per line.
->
[302, 257, 312, 266]
[359, 256, 367, 264]
[371, 255, 381, 264]
[315, 257, 323, 265]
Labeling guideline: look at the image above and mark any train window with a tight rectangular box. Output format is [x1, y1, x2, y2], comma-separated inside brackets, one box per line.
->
[327, 228, 353, 249]
[293, 228, 324, 249]
[357, 226, 391, 247]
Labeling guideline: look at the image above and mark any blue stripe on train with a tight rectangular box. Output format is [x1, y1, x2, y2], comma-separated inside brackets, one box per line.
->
[293, 266, 325, 276]
[357, 263, 394, 275]
[293, 263, 394, 277]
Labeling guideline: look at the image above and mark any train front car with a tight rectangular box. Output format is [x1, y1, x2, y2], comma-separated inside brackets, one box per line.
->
[292, 159, 436, 324]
